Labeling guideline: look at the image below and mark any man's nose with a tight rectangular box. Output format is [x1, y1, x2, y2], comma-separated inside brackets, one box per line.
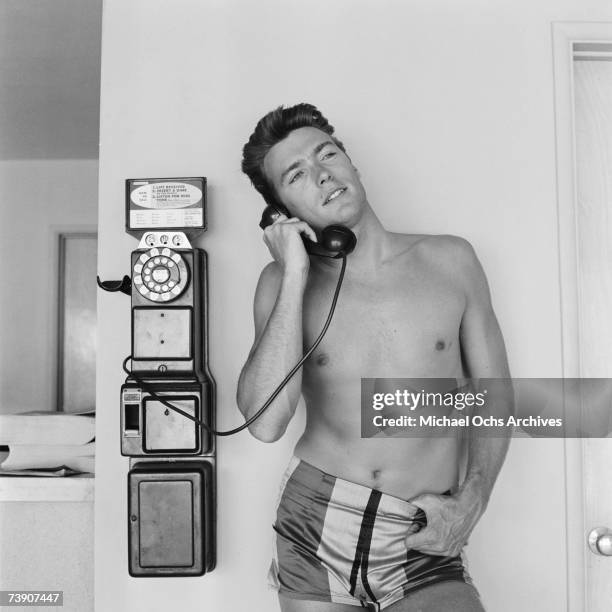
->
[316, 165, 332, 185]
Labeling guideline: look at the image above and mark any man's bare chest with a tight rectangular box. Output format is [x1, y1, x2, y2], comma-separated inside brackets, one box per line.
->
[301, 268, 466, 378]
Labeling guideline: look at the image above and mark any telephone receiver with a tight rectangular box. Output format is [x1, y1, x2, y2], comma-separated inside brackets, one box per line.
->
[259, 204, 356, 259]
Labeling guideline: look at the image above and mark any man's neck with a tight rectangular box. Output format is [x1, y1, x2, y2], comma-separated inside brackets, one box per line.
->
[312, 206, 391, 273]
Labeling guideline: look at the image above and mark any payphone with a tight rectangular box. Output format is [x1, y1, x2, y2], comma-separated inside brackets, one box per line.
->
[99, 177, 215, 577]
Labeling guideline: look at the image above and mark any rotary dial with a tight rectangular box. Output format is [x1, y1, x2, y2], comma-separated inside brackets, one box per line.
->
[132, 247, 189, 302]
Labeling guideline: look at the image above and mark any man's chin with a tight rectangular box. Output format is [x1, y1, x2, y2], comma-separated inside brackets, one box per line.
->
[328, 203, 364, 228]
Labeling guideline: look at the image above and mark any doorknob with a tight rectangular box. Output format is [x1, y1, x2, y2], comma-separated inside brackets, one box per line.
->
[588, 527, 612, 556]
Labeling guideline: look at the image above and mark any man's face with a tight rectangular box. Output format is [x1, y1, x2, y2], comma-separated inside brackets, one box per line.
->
[263, 126, 368, 229]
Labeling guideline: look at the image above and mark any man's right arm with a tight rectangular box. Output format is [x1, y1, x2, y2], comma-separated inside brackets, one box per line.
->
[236, 216, 314, 442]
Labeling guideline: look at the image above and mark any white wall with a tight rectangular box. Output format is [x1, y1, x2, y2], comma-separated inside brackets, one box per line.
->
[0, 160, 98, 414]
[95, 1, 612, 611]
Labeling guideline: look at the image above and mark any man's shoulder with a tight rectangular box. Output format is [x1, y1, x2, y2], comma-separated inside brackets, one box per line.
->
[392, 232, 477, 268]
[251, 261, 286, 328]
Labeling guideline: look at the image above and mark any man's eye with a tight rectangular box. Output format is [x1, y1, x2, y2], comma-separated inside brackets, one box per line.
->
[289, 171, 303, 184]
[322, 151, 336, 160]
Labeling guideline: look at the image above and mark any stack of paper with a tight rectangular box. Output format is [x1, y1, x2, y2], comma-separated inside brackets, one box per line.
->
[0, 411, 95, 476]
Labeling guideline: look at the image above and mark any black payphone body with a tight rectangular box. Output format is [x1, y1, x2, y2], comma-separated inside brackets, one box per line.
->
[111, 177, 216, 577]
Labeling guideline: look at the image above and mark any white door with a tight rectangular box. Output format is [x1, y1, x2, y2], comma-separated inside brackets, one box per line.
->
[574, 47, 612, 612]
[554, 24, 612, 612]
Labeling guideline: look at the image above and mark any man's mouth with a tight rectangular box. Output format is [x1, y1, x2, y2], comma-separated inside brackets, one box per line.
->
[323, 187, 347, 205]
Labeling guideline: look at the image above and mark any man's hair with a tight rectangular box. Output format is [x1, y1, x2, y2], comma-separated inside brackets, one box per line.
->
[241, 103, 346, 207]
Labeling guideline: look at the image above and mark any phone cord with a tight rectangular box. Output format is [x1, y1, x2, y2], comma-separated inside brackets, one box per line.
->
[122, 254, 347, 437]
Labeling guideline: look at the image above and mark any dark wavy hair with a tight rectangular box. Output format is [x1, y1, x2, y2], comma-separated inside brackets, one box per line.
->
[241, 103, 346, 207]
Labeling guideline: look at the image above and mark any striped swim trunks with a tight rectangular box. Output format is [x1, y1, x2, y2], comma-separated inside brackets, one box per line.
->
[268, 456, 477, 610]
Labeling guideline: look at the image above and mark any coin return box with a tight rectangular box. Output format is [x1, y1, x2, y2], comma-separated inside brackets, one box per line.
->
[128, 461, 215, 577]
[121, 386, 211, 456]
[143, 395, 199, 452]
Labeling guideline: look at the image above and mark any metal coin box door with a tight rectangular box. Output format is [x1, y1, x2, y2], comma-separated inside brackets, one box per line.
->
[99, 177, 215, 577]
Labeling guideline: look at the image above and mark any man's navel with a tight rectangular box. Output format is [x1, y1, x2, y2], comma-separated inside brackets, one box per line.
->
[435, 339, 450, 351]
[316, 353, 330, 366]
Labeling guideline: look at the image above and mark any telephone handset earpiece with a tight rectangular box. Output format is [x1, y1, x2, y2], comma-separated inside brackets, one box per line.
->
[259, 204, 356, 259]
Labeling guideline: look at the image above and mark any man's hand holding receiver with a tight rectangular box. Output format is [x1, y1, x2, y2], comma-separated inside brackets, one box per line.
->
[262, 213, 317, 275]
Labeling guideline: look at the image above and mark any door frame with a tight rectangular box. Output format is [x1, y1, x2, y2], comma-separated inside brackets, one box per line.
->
[552, 20, 612, 612]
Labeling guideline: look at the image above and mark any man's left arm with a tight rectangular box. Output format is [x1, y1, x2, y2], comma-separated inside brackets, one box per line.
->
[405, 237, 512, 556]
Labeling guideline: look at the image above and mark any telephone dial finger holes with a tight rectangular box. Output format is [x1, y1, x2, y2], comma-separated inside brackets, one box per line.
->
[132, 247, 189, 302]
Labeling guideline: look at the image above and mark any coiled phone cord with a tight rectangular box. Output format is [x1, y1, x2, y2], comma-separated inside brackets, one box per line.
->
[122, 254, 348, 437]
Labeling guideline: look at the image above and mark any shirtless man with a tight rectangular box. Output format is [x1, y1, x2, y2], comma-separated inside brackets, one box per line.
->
[237, 103, 512, 612]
